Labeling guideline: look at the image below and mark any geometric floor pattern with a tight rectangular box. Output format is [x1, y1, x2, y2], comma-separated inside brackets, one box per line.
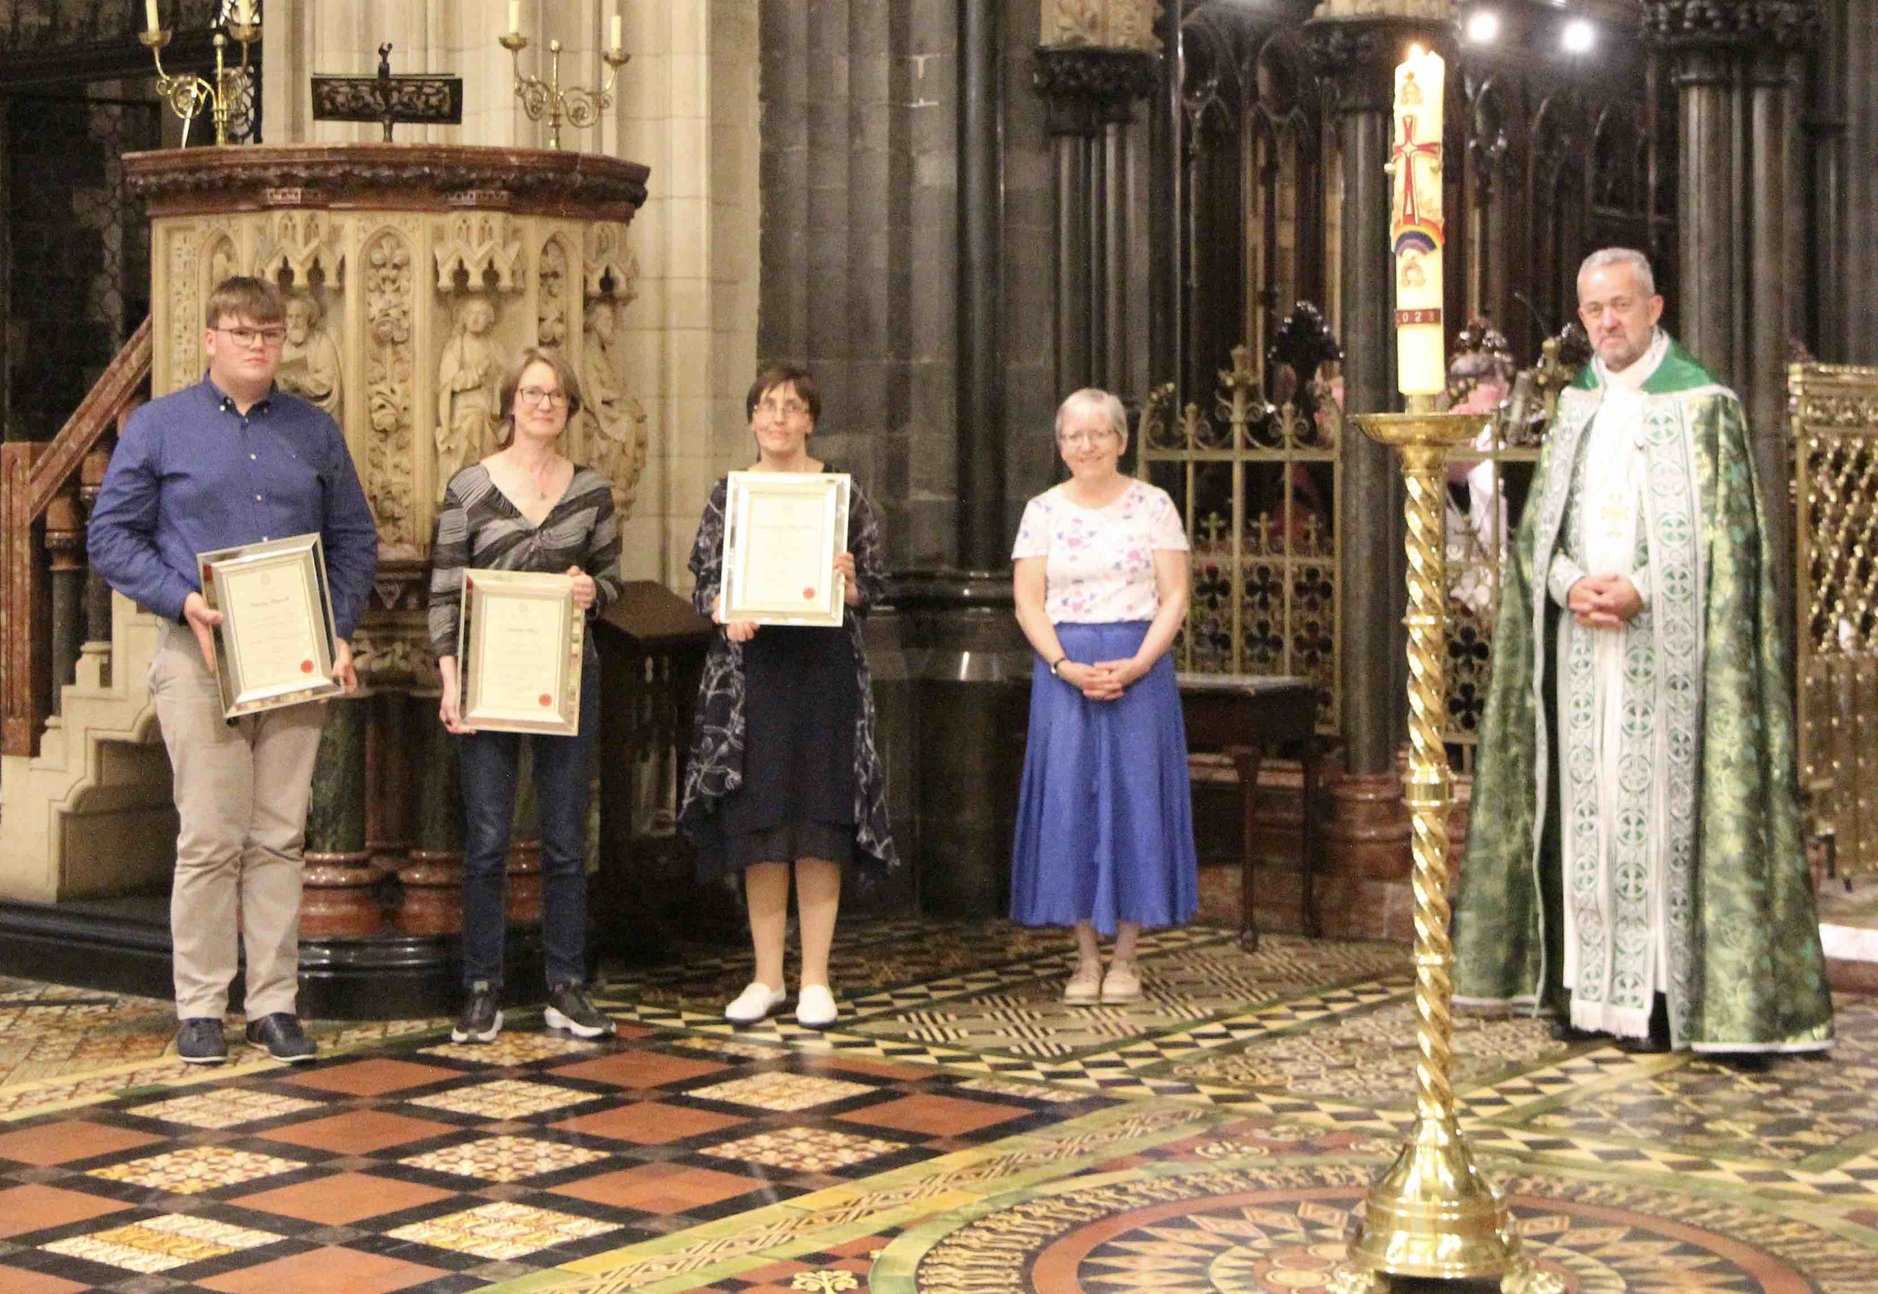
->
[0, 919, 1874, 1291]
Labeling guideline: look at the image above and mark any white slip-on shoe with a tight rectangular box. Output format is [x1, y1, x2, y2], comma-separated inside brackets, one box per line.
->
[795, 984, 838, 1029]
[724, 982, 788, 1025]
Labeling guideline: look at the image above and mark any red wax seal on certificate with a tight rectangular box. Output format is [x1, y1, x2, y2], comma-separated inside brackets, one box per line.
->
[539, 693, 553, 707]
[803, 587, 815, 599]
[300, 659, 314, 674]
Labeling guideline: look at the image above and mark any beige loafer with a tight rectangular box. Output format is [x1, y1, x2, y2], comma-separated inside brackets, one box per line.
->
[1100, 960, 1142, 1003]
[1063, 963, 1102, 1005]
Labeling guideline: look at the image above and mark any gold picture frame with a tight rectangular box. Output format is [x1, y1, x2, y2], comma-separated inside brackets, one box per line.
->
[456, 567, 585, 735]
[196, 532, 343, 719]
[721, 471, 851, 628]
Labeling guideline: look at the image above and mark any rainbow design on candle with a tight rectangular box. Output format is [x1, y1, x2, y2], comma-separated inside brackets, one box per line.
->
[1391, 48, 1447, 396]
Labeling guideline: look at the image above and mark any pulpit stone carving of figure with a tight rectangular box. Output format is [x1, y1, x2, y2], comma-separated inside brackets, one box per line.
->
[436, 296, 501, 497]
[278, 290, 343, 419]
[580, 299, 647, 512]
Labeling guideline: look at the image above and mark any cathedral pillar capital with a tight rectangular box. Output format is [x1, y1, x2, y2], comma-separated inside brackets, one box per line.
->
[1641, 0, 1819, 52]
[1031, 45, 1161, 136]
[1301, 16, 1448, 117]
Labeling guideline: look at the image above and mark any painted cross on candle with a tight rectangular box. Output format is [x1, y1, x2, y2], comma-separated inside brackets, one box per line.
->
[1390, 47, 1446, 397]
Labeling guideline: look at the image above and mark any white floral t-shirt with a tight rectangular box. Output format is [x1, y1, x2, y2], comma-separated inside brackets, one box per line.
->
[1011, 479, 1190, 624]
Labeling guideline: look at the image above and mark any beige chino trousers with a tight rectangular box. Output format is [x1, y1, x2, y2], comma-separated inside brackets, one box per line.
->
[149, 622, 326, 1020]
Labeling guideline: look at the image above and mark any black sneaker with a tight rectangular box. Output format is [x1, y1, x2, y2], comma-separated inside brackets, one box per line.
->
[245, 1012, 318, 1063]
[544, 982, 615, 1039]
[176, 1017, 227, 1065]
[452, 981, 503, 1044]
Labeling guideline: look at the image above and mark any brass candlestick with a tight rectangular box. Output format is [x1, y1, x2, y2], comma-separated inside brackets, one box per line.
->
[1330, 401, 1561, 1294]
[500, 31, 629, 151]
[139, 19, 261, 147]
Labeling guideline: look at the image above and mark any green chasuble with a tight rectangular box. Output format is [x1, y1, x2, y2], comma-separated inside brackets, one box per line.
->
[1453, 334, 1834, 1052]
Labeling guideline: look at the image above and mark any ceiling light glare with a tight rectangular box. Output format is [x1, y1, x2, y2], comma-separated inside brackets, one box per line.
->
[1464, 9, 1502, 44]
[1561, 18, 1596, 54]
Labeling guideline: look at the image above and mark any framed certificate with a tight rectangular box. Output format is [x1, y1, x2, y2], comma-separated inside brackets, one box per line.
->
[721, 471, 851, 628]
[196, 533, 343, 719]
[456, 568, 585, 735]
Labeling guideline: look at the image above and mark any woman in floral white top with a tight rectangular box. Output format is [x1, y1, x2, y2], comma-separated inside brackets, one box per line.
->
[1010, 388, 1199, 1004]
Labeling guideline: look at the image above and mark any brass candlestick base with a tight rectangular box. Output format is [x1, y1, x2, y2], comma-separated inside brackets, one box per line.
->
[1331, 405, 1562, 1294]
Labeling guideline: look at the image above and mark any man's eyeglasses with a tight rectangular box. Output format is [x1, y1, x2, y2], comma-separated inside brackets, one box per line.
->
[1057, 429, 1117, 448]
[518, 386, 569, 408]
[215, 325, 288, 349]
[755, 398, 810, 419]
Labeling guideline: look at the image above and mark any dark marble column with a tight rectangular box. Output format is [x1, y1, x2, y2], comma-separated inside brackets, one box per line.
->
[302, 695, 382, 938]
[958, 0, 1005, 568]
[1804, 0, 1849, 355]
[1644, 0, 1817, 612]
[1303, 15, 1444, 887]
[1843, 0, 1878, 363]
[1147, 9, 1185, 408]
[1032, 45, 1158, 398]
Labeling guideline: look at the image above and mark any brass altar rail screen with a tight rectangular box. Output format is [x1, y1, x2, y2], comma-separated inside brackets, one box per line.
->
[1791, 363, 1878, 879]
[1141, 343, 1341, 731]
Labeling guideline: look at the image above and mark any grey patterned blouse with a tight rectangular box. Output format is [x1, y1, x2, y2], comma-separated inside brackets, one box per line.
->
[427, 462, 625, 660]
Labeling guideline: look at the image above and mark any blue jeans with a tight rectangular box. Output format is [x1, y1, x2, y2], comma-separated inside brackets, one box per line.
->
[455, 659, 599, 991]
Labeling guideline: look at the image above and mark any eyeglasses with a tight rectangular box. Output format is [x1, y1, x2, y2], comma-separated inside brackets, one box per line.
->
[755, 398, 810, 419]
[215, 325, 288, 348]
[1057, 429, 1118, 448]
[518, 386, 569, 408]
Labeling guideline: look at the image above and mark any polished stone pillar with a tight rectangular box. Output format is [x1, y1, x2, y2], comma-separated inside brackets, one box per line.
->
[1644, 0, 1817, 617]
[1033, 45, 1158, 398]
[958, 0, 1006, 569]
[303, 696, 381, 938]
[1304, 12, 1446, 888]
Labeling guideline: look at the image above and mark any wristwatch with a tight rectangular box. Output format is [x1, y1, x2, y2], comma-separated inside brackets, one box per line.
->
[1049, 657, 1069, 677]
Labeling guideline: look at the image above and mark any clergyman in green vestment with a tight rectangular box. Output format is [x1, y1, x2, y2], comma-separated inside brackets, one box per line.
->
[1453, 248, 1834, 1055]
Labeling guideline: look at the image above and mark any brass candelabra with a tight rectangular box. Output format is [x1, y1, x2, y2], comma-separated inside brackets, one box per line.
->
[139, 18, 260, 147]
[1330, 400, 1562, 1294]
[500, 31, 629, 151]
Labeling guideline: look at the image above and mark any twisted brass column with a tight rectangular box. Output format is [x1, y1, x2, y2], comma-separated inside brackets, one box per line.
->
[1331, 405, 1561, 1294]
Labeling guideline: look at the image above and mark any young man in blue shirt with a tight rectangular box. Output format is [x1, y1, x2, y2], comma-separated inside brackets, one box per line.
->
[89, 277, 379, 1064]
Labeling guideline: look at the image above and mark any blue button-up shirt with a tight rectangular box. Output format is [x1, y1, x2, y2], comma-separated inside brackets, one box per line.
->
[88, 376, 379, 638]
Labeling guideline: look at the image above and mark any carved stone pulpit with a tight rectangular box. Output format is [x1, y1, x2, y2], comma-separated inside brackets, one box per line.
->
[123, 145, 650, 1015]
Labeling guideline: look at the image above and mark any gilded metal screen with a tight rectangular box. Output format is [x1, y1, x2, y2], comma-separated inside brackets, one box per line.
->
[1141, 334, 1341, 730]
[1791, 363, 1878, 879]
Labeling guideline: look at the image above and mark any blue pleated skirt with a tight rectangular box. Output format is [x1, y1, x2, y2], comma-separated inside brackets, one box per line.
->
[1009, 620, 1199, 935]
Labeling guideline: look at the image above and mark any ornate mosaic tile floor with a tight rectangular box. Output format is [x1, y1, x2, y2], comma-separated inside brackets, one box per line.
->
[0, 923, 1873, 1291]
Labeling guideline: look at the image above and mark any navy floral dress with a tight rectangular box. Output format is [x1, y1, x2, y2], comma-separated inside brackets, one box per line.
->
[678, 471, 897, 877]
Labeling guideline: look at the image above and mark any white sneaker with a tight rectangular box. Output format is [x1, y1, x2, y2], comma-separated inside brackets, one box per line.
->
[795, 984, 838, 1029]
[724, 982, 787, 1025]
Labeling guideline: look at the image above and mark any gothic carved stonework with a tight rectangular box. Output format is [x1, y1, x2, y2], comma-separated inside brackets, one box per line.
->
[435, 294, 502, 498]
[1302, 15, 1446, 115]
[165, 229, 200, 393]
[433, 211, 522, 292]
[126, 146, 649, 557]
[584, 222, 637, 298]
[363, 227, 418, 548]
[1309, 0, 1447, 20]
[1040, 0, 1159, 51]
[278, 289, 344, 419]
[538, 238, 573, 349]
[124, 144, 650, 216]
[258, 210, 343, 288]
[1640, 0, 1819, 49]
[579, 297, 648, 517]
[1032, 46, 1160, 134]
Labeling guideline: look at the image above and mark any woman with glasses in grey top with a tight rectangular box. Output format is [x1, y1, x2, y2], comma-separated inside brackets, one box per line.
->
[429, 346, 625, 1045]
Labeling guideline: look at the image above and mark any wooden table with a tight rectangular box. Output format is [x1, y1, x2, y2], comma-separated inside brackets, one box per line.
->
[1173, 673, 1320, 948]
[1001, 669, 1320, 949]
